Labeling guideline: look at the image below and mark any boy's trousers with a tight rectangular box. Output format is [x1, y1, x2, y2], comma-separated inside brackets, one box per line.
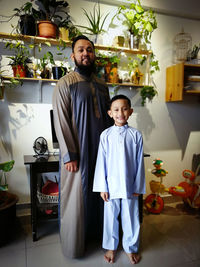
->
[102, 197, 140, 253]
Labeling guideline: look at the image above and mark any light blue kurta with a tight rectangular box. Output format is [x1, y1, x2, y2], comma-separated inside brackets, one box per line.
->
[93, 123, 146, 253]
[93, 124, 146, 198]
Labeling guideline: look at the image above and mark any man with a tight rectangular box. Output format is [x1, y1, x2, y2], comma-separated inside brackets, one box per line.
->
[52, 35, 112, 258]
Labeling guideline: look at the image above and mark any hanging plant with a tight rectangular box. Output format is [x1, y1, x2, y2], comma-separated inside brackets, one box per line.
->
[140, 85, 158, 106]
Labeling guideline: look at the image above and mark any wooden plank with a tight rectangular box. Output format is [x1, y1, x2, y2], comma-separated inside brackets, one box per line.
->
[165, 63, 184, 102]
[0, 32, 151, 55]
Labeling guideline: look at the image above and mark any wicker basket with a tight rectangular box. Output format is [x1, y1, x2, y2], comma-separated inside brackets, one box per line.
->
[37, 191, 59, 204]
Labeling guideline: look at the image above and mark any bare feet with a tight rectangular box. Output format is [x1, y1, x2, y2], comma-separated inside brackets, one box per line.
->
[126, 253, 141, 264]
[104, 250, 116, 264]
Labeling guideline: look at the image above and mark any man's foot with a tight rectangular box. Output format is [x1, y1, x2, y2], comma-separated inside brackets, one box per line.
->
[104, 250, 116, 264]
[126, 253, 141, 264]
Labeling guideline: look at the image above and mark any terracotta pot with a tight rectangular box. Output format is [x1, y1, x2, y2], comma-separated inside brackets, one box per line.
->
[12, 65, 26, 78]
[38, 21, 57, 39]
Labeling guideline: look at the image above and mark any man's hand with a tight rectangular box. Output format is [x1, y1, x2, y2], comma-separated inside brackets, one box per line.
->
[133, 193, 140, 197]
[100, 192, 109, 202]
[65, 160, 78, 172]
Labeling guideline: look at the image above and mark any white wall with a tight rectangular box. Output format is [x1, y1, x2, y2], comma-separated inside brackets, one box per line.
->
[0, 0, 200, 203]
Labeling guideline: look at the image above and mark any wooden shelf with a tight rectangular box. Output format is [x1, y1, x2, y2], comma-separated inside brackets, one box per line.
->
[2, 76, 146, 87]
[187, 77, 200, 82]
[2, 76, 58, 82]
[185, 90, 200, 94]
[166, 62, 200, 101]
[0, 32, 152, 55]
[184, 63, 200, 67]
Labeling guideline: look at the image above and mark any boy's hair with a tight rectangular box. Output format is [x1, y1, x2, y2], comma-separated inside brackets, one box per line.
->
[72, 35, 95, 52]
[109, 94, 131, 108]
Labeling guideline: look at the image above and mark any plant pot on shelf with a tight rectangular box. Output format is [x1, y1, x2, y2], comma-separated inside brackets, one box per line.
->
[38, 21, 57, 39]
[59, 27, 69, 41]
[52, 66, 67, 80]
[0, 191, 19, 246]
[19, 15, 36, 36]
[40, 68, 51, 79]
[12, 65, 26, 78]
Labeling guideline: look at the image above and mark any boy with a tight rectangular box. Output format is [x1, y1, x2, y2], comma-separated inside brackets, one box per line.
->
[93, 94, 145, 264]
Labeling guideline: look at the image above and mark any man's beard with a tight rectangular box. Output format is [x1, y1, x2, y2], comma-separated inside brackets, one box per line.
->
[74, 58, 95, 76]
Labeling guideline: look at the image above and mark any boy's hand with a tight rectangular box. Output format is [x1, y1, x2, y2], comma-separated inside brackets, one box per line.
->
[133, 193, 140, 197]
[100, 192, 109, 202]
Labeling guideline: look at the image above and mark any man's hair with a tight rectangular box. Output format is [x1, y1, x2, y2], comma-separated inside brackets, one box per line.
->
[109, 94, 131, 108]
[72, 35, 95, 52]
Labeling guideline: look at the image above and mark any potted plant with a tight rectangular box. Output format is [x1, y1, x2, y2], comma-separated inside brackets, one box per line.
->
[36, 51, 55, 78]
[140, 85, 158, 106]
[35, 0, 69, 38]
[0, 160, 19, 245]
[76, 3, 109, 44]
[112, 0, 157, 48]
[0, 1, 38, 36]
[5, 41, 33, 78]
[96, 51, 120, 83]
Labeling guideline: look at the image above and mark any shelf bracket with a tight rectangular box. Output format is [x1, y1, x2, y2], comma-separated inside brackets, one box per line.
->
[38, 80, 42, 103]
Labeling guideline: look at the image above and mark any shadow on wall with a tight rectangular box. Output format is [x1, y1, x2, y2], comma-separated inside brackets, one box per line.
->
[166, 95, 200, 159]
[0, 100, 34, 159]
[0, 100, 13, 159]
[192, 154, 200, 174]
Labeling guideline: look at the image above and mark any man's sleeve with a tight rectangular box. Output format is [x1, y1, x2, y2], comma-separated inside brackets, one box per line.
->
[52, 78, 80, 164]
[93, 135, 108, 192]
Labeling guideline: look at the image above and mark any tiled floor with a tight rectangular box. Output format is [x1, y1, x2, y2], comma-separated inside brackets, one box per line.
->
[1, 201, 200, 267]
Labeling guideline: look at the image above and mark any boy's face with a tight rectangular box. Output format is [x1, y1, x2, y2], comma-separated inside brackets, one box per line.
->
[108, 99, 133, 126]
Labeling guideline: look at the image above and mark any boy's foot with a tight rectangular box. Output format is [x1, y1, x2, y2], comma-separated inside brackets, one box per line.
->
[104, 250, 116, 264]
[126, 253, 141, 264]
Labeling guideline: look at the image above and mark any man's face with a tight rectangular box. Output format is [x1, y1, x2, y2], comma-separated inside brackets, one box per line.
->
[71, 39, 95, 68]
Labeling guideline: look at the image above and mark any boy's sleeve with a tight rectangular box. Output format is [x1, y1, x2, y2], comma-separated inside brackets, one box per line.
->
[93, 135, 108, 192]
[133, 134, 146, 194]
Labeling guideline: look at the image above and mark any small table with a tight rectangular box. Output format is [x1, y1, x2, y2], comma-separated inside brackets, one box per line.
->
[24, 153, 150, 241]
[24, 154, 59, 241]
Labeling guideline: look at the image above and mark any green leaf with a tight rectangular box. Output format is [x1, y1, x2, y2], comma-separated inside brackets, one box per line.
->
[0, 160, 15, 172]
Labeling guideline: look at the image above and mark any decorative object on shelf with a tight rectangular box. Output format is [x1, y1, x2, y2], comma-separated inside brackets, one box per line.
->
[35, 0, 69, 38]
[132, 67, 143, 85]
[76, 3, 109, 44]
[112, 36, 125, 47]
[111, 0, 157, 48]
[140, 85, 158, 106]
[33, 136, 48, 156]
[173, 28, 192, 62]
[5, 41, 33, 78]
[0, 160, 19, 245]
[187, 43, 200, 62]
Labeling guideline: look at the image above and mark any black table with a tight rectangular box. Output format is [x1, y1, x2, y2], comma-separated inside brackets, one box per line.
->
[24, 154, 59, 241]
